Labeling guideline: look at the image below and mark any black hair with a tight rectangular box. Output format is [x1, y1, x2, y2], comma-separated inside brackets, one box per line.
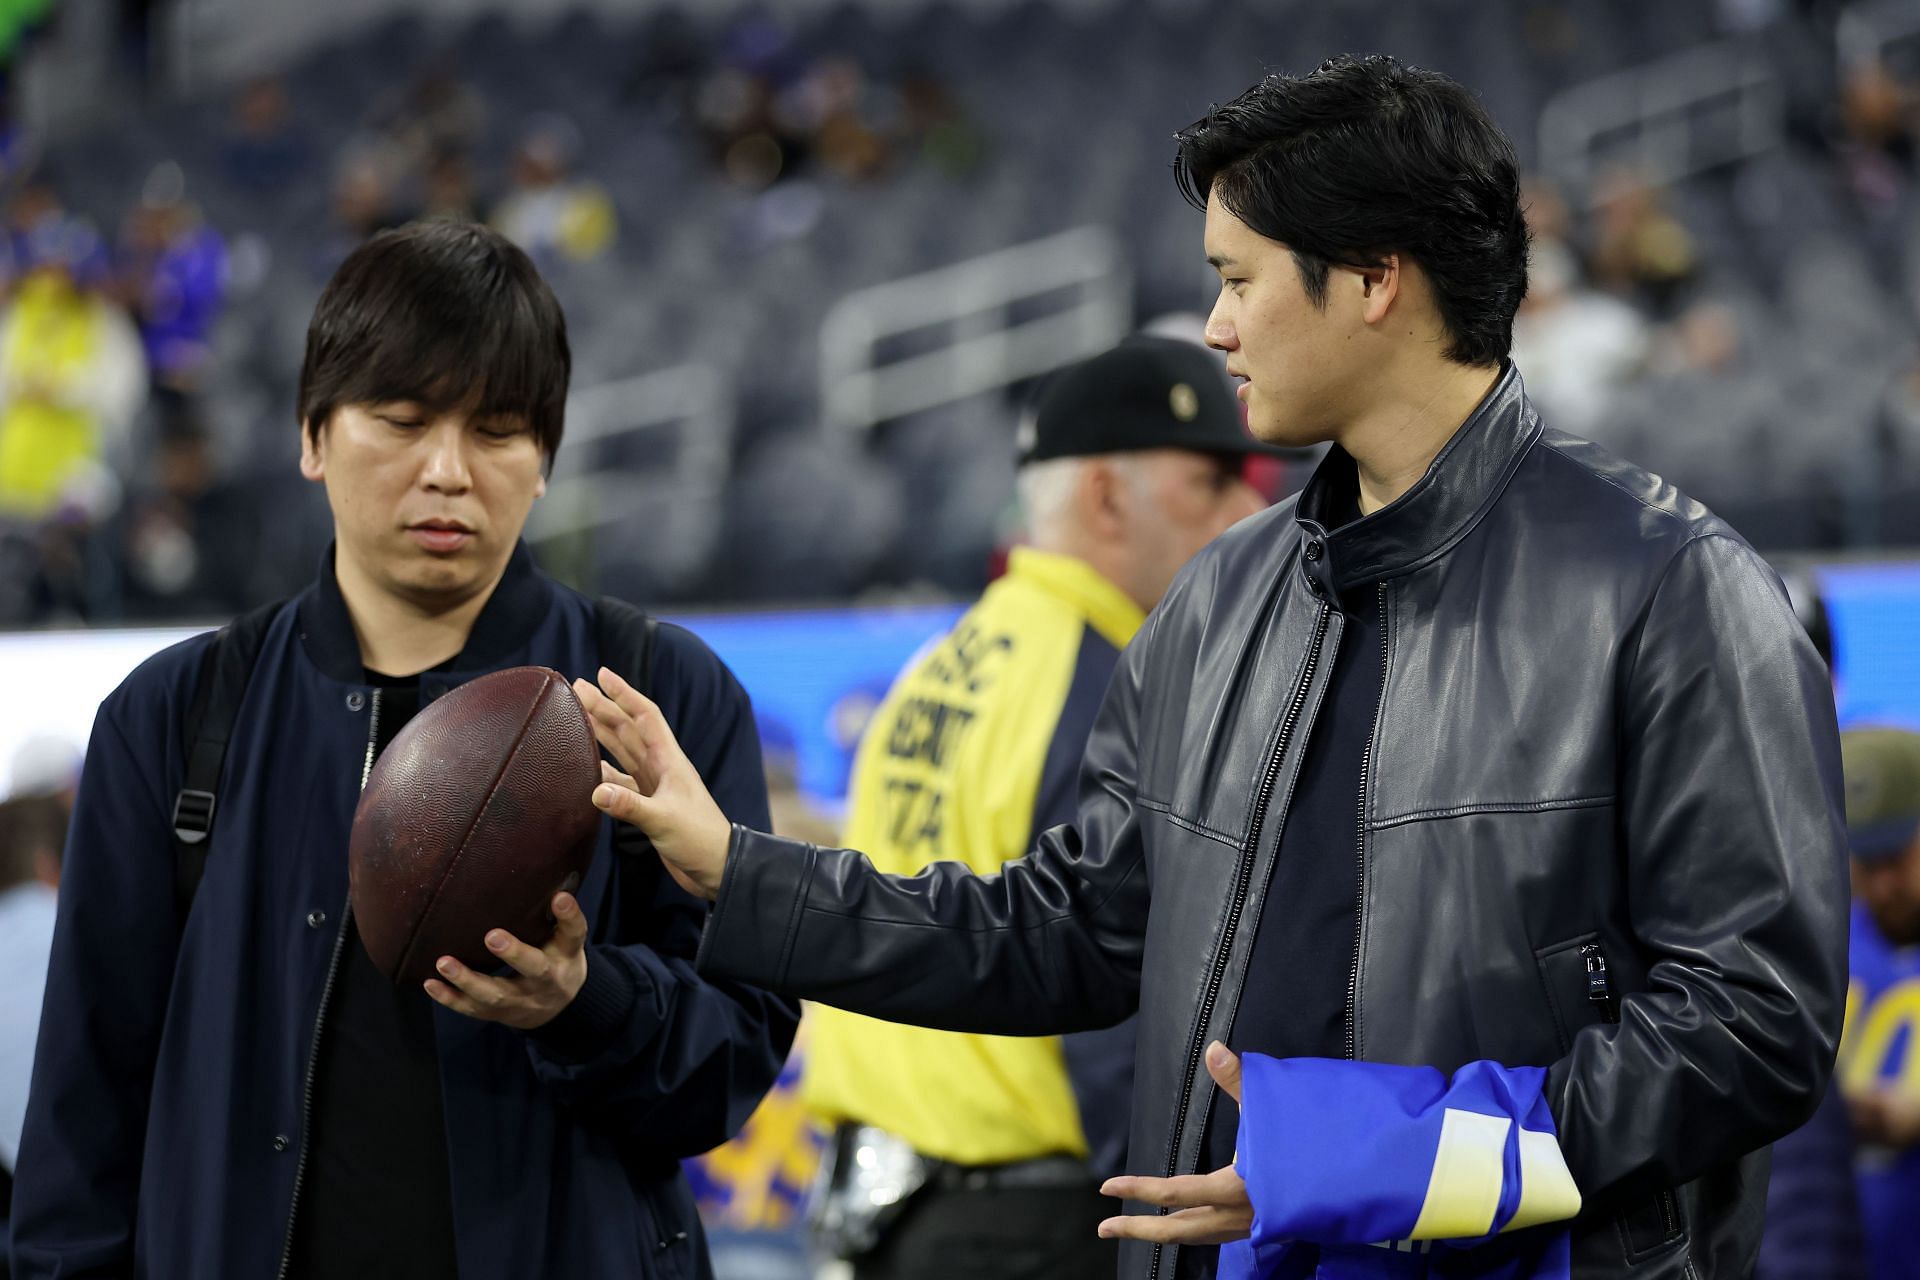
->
[1174, 54, 1529, 367]
[297, 221, 571, 463]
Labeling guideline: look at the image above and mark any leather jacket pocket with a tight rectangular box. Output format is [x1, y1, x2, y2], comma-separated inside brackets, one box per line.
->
[1534, 932, 1613, 1052]
[1537, 936, 1687, 1263]
[1617, 1187, 1686, 1260]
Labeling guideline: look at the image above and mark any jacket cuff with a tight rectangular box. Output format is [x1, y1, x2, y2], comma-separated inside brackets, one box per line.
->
[526, 945, 640, 1061]
[696, 824, 817, 989]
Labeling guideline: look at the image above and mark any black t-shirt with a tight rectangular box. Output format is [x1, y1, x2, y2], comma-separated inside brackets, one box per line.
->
[1230, 573, 1381, 1071]
[286, 667, 460, 1280]
[1181, 504, 1380, 1280]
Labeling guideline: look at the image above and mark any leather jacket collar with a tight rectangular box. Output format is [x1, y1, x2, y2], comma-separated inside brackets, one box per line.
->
[1297, 363, 1541, 596]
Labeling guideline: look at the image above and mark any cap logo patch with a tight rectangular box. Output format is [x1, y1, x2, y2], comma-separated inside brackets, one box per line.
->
[1170, 383, 1199, 422]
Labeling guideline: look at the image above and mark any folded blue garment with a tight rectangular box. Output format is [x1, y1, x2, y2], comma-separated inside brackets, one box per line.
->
[1219, 1056, 1580, 1280]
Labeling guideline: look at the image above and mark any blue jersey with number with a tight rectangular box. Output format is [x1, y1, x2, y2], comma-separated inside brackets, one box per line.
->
[1841, 902, 1920, 1280]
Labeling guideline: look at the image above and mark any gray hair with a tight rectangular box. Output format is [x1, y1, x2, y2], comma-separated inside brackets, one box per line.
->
[1015, 453, 1152, 541]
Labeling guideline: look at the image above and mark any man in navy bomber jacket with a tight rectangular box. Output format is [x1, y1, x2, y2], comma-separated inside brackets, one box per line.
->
[9, 221, 798, 1280]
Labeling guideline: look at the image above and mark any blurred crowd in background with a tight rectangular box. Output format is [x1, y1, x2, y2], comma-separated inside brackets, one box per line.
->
[0, 0, 1914, 626]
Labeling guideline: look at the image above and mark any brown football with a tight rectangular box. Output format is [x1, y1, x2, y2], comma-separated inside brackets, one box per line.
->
[349, 665, 601, 987]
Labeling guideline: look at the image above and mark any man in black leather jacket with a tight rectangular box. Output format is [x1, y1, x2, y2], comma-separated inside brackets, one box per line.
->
[582, 56, 1847, 1280]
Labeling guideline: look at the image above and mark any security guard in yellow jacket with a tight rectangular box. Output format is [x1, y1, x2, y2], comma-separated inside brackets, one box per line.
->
[805, 337, 1268, 1280]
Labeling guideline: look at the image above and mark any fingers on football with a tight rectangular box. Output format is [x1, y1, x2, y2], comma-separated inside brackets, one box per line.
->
[424, 964, 503, 1017]
[599, 759, 639, 791]
[575, 680, 649, 778]
[548, 892, 587, 951]
[592, 776, 658, 829]
[483, 928, 550, 979]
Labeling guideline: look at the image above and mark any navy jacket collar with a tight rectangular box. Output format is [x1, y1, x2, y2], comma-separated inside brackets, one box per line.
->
[297, 540, 554, 684]
[1296, 363, 1541, 596]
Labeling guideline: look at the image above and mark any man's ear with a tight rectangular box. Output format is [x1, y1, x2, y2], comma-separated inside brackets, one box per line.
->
[1079, 458, 1126, 540]
[1359, 253, 1402, 326]
[299, 417, 326, 482]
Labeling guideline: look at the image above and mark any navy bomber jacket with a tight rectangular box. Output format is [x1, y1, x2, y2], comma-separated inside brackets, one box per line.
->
[11, 542, 798, 1280]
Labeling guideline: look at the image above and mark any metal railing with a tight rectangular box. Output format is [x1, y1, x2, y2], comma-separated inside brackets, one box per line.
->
[818, 225, 1132, 438]
[526, 363, 733, 589]
[1538, 39, 1784, 198]
[1838, 0, 1920, 73]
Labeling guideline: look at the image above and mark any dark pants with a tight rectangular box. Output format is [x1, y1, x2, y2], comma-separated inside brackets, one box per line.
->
[854, 1181, 1119, 1280]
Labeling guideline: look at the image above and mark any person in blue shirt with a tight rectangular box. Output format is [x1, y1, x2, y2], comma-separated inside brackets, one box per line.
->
[1837, 727, 1920, 1280]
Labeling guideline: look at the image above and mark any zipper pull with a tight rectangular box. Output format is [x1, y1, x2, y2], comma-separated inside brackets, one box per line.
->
[1580, 943, 1619, 1023]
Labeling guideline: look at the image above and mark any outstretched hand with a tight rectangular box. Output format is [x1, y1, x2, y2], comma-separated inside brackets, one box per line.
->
[1097, 1041, 1254, 1245]
[574, 667, 733, 900]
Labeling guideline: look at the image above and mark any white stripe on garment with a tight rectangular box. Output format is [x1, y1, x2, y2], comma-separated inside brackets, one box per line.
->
[1409, 1109, 1511, 1240]
[1501, 1128, 1583, 1232]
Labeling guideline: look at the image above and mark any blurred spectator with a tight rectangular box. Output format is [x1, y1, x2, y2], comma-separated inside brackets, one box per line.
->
[418, 150, 482, 224]
[697, 64, 806, 191]
[1510, 236, 1649, 435]
[1834, 728, 1920, 1280]
[1519, 172, 1573, 247]
[1656, 298, 1745, 378]
[0, 179, 64, 290]
[620, 9, 708, 116]
[1835, 58, 1915, 221]
[116, 163, 227, 389]
[1588, 167, 1699, 316]
[491, 115, 616, 264]
[312, 142, 405, 276]
[116, 404, 260, 620]
[331, 144, 400, 240]
[899, 72, 983, 179]
[377, 61, 486, 174]
[0, 242, 145, 518]
[0, 790, 67, 1177]
[218, 77, 311, 197]
[783, 58, 891, 183]
[6, 732, 78, 805]
[0, 0, 1912, 614]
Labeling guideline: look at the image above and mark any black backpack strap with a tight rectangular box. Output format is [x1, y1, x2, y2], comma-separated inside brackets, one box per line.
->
[593, 597, 659, 863]
[593, 595, 659, 700]
[173, 599, 283, 919]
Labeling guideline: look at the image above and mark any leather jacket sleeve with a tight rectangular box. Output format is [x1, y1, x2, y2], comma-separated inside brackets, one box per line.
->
[1546, 533, 1849, 1198]
[694, 614, 1156, 1035]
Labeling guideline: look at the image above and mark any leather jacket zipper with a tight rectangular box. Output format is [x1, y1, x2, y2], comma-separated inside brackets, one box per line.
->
[1345, 582, 1388, 1060]
[1580, 943, 1619, 1024]
[1149, 601, 1331, 1280]
[276, 689, 381, 1280]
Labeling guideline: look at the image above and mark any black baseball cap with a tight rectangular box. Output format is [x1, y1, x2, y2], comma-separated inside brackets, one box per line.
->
[1017, 336, 1276, 466]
